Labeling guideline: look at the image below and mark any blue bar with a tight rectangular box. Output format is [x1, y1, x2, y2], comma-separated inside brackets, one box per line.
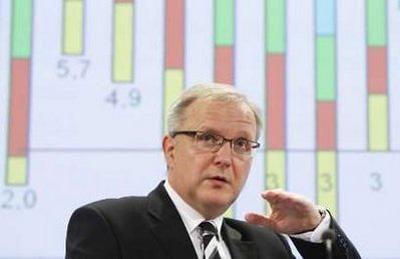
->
[316, 0, 335, 35]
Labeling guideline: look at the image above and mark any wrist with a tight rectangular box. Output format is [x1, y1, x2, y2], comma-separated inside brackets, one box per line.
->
[318, 206, 327, 223]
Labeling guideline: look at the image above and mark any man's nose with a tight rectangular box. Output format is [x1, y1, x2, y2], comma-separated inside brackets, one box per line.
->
[213, 141, 232, 168]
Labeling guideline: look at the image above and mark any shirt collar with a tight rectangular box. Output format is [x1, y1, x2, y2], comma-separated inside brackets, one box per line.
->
[164, 180, 224, 236]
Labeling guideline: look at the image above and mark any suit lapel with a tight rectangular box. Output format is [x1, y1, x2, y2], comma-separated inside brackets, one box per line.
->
[147, 183, 197, 259]
[222, 221, 258, 259]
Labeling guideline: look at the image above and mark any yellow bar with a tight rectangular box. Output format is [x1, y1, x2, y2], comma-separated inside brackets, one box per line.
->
[223, 206, 234, 218]
[6, 157, 27, 186]
[265, 151, 286, 190]
[113, 3, 134, 82]
[317, 151, 337, 217]
[369, 94, 388, 151]
[63, 0, 84, 55]
[264, 151, 285, 213]
[164, 69, 184, 133]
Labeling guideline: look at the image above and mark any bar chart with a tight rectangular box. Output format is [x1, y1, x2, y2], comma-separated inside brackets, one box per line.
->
[0, 0, 399, 258]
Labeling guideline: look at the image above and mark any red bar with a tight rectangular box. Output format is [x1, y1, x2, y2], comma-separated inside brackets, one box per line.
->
[165, 0, 184, 68]
[266, 54, 285, 149]
[317, 101, 336, 150]
[8, 59, 30, 156]
[367, 47, 387, 94]
[215, 46, 233, 84]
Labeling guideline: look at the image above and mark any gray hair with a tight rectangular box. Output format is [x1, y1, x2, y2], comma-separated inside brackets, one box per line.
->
[167, 83, 262, 139]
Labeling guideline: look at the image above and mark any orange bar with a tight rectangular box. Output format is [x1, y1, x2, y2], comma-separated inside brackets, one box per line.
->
[317, 101, 336, 150]
[266, 54, 285, 149]
[215, 46, 233, 84]
[8, 59, 30, 156]
[367, 47, 387, 94]
[165, 0, 184, 68]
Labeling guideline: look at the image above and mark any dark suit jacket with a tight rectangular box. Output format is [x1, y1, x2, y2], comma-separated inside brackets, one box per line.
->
[65, 182, 360, 259]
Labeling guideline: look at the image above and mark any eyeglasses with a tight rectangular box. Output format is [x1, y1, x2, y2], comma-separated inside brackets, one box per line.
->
[171, 131, 260, 156]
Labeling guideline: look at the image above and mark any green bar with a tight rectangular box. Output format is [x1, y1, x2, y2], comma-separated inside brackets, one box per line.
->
[12, 0, 32, 58]
[215, 0, 234, 46]
[265, 0, 285, 53]
[367, 0, 386, 46]
[317, 36, 335, 101]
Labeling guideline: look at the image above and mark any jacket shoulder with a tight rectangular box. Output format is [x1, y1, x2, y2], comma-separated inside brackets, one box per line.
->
[84, 196, 147, 214]
[75, 195, 149, 229]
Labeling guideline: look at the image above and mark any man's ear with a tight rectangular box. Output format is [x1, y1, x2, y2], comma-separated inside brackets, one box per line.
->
[162, 135, 175, 169]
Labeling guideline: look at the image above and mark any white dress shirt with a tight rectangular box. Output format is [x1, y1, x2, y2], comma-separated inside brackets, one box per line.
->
[164, 180, 330, 259]
[164, 181, 232, 259]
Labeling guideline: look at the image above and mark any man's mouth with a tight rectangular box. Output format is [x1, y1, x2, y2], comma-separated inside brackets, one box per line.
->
[207, 176, 229, 183]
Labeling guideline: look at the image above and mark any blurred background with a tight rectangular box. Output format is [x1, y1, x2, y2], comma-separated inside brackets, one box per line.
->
[0, 0, 399, 258]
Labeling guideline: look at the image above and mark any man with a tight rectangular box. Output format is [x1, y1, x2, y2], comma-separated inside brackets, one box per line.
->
[66, 83, 360, 258]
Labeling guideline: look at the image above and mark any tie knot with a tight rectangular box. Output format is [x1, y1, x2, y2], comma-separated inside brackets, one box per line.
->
[198, 221, 221, 259]
[199, 221, 219, 245]
[198, 221, 218, 236]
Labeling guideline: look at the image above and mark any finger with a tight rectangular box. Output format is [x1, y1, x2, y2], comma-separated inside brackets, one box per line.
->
[263, 194, 293, 210]
[261, 189, 285, 203]
[263, 189, 306, 206]
[244, 213, 274, 228]
[265, 192, 320, 217]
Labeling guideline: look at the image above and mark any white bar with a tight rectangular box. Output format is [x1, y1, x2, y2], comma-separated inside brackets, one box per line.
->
[185, 0, 214, 86]
[337, 0, 367, 150]
[287, 152, 316, 202]
[235, 0, 265, 143]
[287, 0, 315, 150]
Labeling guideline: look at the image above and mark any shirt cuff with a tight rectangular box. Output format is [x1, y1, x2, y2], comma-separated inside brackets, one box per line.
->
[289, 208, 331, 243]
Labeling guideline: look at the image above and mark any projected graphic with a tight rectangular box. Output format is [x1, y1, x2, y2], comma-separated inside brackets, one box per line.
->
[367, 0, 389, 151]
[0, 0, 399, 258]
[163, 0, 184, 132]
[214, 0, 234, 84]
[62, 0, 85, 55]
[264, 0, 286, 204]
[315, 0, 338, 217]
[5, 0, 33, 186]
[112, 0, 134, 82]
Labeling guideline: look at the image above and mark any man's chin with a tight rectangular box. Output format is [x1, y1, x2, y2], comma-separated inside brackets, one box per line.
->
[201, 193, 236, 214]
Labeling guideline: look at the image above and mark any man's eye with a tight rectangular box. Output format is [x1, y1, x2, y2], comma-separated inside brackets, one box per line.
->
[198, 133, 218, 142]
[235, 138, 250, 149]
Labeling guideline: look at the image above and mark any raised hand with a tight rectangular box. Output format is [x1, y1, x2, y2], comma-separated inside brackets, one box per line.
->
[245, 189, 322, 234]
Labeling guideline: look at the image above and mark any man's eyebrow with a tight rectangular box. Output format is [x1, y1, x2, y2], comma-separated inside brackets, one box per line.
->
[235, 132, 253, 139]
[199, 127, 253, 139]
[199, 128, 220, 135]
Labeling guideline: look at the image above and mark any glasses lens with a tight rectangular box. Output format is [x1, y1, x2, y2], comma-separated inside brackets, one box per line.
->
[192, 131, 258, 156]
[233, 138, 252, 155]
[195, 132, 222, 150]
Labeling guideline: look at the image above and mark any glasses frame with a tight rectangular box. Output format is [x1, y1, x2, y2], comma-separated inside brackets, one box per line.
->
[170, 130, 260, 156]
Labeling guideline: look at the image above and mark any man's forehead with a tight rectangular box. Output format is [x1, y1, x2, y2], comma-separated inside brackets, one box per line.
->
[182, 99, 257, 136]
[186, 98, 251, 114]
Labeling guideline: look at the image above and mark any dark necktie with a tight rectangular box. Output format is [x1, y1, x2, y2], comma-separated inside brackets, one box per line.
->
[198, 221, 221, 259]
